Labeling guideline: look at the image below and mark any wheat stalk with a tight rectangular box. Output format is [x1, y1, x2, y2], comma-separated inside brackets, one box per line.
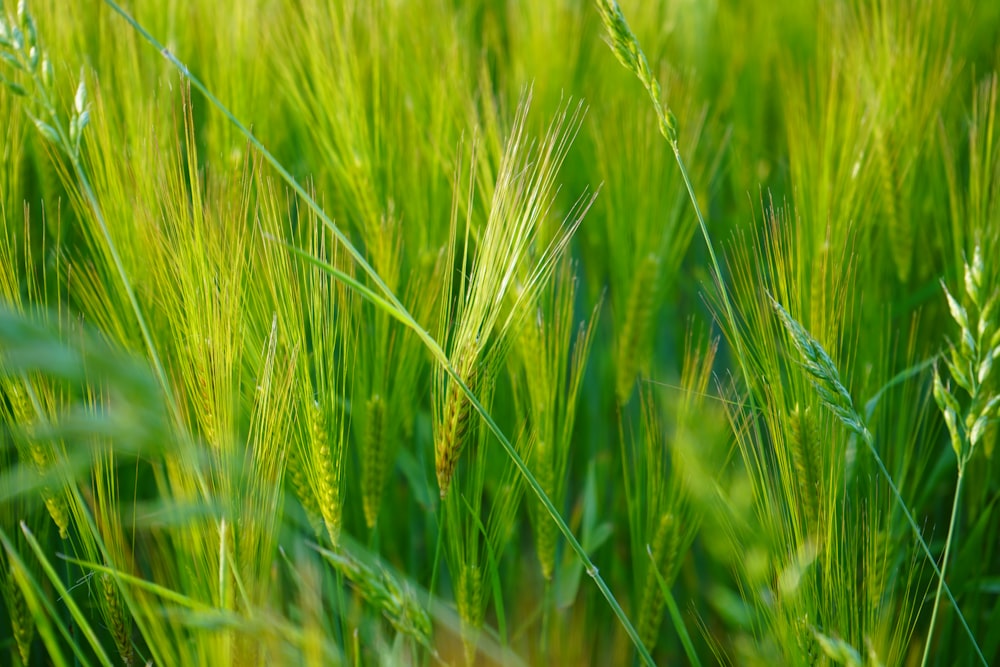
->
[0, 1, 178, 419]
[923, 243, 999, 665]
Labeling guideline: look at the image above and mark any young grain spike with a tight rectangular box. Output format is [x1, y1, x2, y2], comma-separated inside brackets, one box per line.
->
[457, 562, 484, 667]
[195, 364, 217, 448]
[788, 404, 822, 537]
[318, 546, 432, 650]
[616, 253, 661, 404]
[311, 400, 342, 545]
[516, 310, 558, 577]
[7, 382, 70, 539]
[100, 572, 133, 666]
[4, 560, 34, 665]
[595, 0, 678, 144]
[874, 126, 911, 282]
[770, 295, 870, 442]
[362, 393, 386, 528]
[436, 341, 479, 498]
[866, 527, 890, 612]
[533, 434, 557, 579]
[637, 512, 681, 651]
[923, 244, 1000, 664]
[286, 443, 323, 536]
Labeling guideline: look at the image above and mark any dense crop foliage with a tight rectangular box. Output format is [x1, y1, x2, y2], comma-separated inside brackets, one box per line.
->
[1, 0, 999, 664]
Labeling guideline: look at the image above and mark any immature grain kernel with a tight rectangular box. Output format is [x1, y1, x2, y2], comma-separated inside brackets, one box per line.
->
[286, 444, 322, 536]
[362, 393, 386, 528]
[866, 528, 889, 611]
[196, 367, 217, 448]
[311, 400, 341, 544]
[533, 437, 557, 580]
[436, 344, 477, 498]
[637, 512, 680, 651]
[875, 127, 911, 282]
[457, 562, 483, 667]
[794, 615, 819, 666]
[616, 253, 661, 404]
[100, 572, 133, 666]
[6, 565, 34, 666]
[6, 383, 71, 538]
[42, 491, 70, 539]
[788, 404, 822, 536]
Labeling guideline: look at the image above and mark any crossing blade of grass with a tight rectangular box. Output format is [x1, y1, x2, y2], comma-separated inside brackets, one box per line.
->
[646, 544, 701, 667]
[101, 3, 654, 663]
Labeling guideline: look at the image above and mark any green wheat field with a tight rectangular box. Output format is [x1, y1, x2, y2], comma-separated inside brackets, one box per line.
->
[2, 0, 999, 664]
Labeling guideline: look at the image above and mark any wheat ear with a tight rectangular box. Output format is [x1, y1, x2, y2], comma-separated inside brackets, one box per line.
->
[637, 512, 681, 651]
[435, 341, 479, 498]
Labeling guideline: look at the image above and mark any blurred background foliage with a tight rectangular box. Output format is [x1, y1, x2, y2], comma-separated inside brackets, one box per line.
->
[1, 0, 999, 664]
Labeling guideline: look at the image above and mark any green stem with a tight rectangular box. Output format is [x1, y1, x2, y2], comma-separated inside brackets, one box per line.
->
[921, 469, 965, 666]
[102, 2, 654, 664]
